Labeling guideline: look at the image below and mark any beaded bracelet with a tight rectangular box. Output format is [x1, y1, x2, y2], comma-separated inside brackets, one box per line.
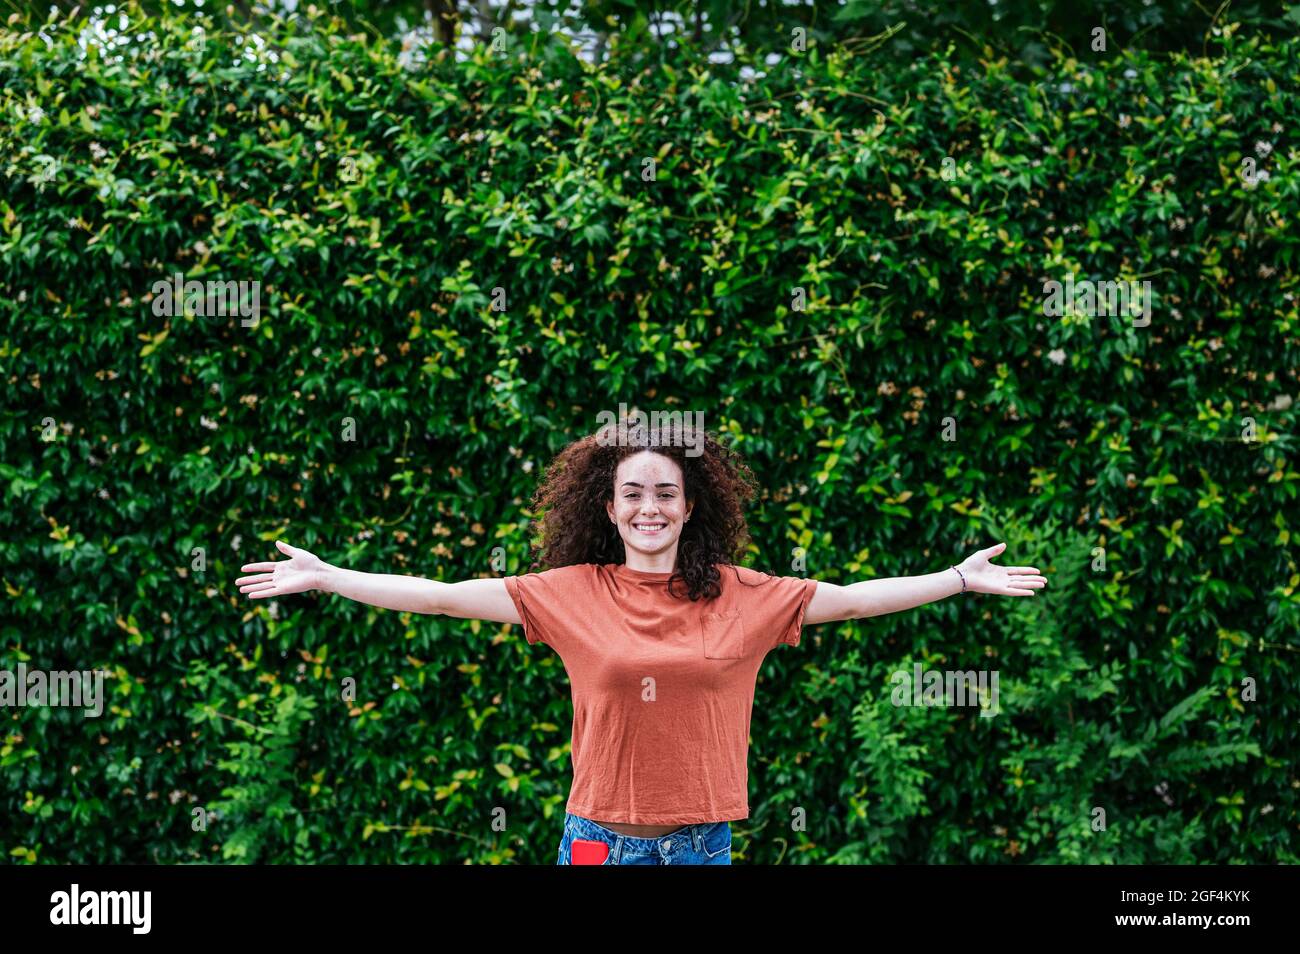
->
[950, 565, 967, 593]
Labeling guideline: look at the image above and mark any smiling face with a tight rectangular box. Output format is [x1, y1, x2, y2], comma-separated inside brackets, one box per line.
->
[606, 450, 693, 571]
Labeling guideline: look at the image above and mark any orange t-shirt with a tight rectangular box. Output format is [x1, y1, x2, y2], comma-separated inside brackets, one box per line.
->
[503, 562, 819, 825]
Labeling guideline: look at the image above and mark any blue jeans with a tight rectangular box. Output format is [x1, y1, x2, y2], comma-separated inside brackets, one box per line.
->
[556, 812, 732, 865]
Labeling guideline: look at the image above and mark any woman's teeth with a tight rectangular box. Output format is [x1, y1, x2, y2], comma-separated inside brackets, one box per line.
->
[634, 523, 667, 533]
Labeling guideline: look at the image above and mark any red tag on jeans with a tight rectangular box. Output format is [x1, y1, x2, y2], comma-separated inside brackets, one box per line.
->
[571, 838, 610, 865]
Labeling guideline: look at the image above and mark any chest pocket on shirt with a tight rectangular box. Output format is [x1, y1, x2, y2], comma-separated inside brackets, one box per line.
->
[701, 609, 746, 659]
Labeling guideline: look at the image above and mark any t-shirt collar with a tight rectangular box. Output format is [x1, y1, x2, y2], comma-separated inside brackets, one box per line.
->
[610, 563, 675, 582]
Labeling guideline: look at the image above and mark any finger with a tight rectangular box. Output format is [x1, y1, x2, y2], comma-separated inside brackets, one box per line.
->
[248, 587, 279, 599]
[241, 582, 278, 595]
[1004, 567, 1041, 575]
[241, 562, 279, 572]
[236, 574, 274, 586]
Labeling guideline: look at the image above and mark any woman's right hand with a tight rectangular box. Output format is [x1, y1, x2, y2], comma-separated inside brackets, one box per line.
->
[237, 540, 328, 599]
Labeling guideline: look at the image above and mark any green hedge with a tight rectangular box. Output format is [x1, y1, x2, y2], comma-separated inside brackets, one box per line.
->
[2, 5, 1297, 863]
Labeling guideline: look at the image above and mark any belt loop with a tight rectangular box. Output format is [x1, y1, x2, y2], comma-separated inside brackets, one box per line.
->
[691, 825, 702, 852]
[613, 836, 624, 864]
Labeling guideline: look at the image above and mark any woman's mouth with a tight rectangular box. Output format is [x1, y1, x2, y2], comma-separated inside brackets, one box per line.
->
[633, 522, 668, 535]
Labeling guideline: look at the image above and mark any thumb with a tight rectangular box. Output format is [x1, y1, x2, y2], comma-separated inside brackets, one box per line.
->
[276, 539, 295, 556]
[983, 541, 1007, 557]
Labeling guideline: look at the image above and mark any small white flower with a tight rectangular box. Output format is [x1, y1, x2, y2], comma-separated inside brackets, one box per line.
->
[1058, 82, 1075, 94]
[231, 534, 242, 551]
[1255, 140, 1273, 157]
[200, 415, 219, 430]
[1123, 68, 1137, 79]
[1256, 170, 1270, 182]
[1047, 348, 1067, 365]
[1117, 114, 1131, 128]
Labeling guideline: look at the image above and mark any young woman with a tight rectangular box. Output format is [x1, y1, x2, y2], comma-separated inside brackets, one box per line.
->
[236, 419, 1046, 865]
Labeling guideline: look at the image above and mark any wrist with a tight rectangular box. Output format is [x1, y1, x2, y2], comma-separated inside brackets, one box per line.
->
[950, 564, 967, 594]
[314, 564, 337, 593]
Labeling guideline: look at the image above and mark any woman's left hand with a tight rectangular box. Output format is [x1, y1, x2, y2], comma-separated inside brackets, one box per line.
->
[956, 542, 1047, 596]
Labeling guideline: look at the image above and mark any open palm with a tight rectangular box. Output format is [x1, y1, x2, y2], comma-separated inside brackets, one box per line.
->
[237, 540, 326, 599]
[957, 542, 1047, 596]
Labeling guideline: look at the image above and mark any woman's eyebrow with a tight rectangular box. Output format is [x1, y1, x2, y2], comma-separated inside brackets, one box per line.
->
[620, 482, 680, 489]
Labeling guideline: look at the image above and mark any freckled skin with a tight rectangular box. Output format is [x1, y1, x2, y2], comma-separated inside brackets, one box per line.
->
[605, 451, 693, 574]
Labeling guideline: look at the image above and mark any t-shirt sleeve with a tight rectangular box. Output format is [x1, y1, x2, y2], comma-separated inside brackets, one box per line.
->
[503, 565, 592, 650]
[768, 575, 819, 648]
[730, 566, 819, 650]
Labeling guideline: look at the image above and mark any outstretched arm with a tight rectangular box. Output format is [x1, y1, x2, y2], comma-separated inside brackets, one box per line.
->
[236, 540, 521, 624]
[804, 542, 1045, 626]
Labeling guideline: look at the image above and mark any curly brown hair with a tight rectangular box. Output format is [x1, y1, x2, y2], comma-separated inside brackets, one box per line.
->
[525, 417, 759, 601]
